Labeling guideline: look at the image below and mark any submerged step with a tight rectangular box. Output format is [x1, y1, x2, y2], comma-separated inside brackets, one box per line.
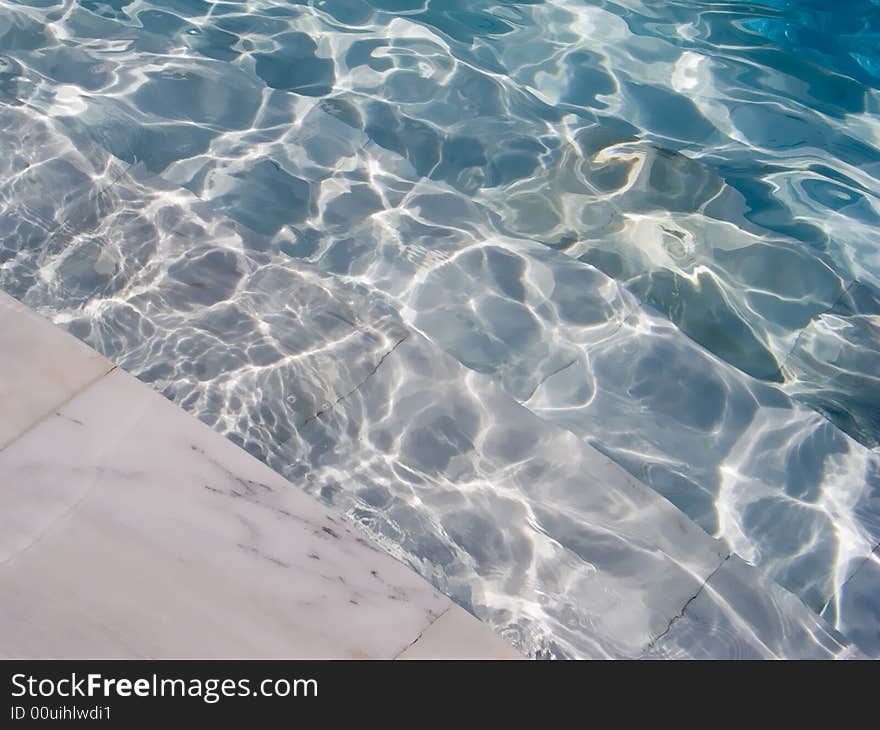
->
[0, 108, 861, 658]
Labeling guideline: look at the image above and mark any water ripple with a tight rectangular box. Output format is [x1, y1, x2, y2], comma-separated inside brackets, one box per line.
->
[1, 0, 879, 655]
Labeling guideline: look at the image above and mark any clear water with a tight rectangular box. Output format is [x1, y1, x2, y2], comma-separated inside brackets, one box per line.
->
[1, 0, 879, 656]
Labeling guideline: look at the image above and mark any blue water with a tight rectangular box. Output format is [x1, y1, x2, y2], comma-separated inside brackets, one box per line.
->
[1, 0, 879, 656]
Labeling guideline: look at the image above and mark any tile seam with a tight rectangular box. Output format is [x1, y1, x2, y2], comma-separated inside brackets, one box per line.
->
[392, 604, 455, 660]
[0, 364, 118, 455]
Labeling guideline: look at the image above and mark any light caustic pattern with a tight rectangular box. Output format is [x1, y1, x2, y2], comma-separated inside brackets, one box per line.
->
[0, 0, 878, 656]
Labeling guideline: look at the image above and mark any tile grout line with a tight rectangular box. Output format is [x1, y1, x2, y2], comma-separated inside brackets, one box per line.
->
[639, 553, 732, 657]
[0, 363, 118, 455]
[820, 541, 880, 620]
[392, 604, 454, 660]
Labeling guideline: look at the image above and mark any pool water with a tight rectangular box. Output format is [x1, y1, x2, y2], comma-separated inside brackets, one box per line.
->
[1, 0, 878, 657]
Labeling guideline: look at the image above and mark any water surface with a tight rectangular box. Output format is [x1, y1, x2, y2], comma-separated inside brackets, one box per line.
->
[1, 0, 878, 656]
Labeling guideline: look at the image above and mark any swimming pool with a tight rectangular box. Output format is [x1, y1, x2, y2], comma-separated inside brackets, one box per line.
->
[1, 0, 878, 657]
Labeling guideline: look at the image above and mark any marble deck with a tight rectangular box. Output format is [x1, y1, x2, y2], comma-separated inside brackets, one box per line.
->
[0, 290, 519, 659]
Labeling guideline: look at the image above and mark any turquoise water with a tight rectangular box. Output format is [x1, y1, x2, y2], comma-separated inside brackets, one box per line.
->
[1, 0, 879, 656]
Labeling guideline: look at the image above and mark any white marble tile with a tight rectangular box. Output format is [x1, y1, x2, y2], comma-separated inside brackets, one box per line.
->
[397, 604, 523, 660]
[0, 291, 112, 449]
[0, 368, 467, 658]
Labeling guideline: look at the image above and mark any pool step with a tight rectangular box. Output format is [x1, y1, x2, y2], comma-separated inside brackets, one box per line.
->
[170, 109, 877, 654]
[0, 104, 865, 658]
